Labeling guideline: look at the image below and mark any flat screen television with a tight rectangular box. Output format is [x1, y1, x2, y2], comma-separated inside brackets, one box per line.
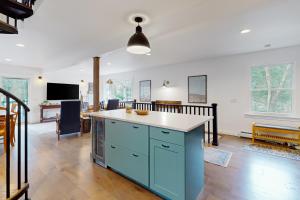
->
[47, 83, 79, 100]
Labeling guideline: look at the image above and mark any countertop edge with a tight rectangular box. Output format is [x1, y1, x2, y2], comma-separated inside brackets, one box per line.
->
[89, 113, 213, 132]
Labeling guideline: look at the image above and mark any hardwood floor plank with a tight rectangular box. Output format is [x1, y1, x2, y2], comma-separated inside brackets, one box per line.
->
[1, 124, 300, 200]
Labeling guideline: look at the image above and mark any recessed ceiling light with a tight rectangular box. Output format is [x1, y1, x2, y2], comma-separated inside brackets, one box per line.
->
[16, 43, 25, 47]
[146, 53, 151, 56]
[80, 69, 85, 72]
[107, 62, 112, 65]
[240, 29, 251, 34]
[5, 58, 12, 62]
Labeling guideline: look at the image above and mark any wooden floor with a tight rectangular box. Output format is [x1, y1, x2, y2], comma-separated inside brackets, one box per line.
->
[1, 123, 300, 200]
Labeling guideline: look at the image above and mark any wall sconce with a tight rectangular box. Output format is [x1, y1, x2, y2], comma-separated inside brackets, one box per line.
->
[162, 80, 170, 87]
[38, 76, 42, 80]
[106, 79, 113, 85]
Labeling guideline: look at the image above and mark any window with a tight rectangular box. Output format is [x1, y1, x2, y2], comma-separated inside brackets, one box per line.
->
[251, 64, 293, 113]
[0, 77, 29, 106]
[0, 77, 28, 121]
[103, 79, 133, 101]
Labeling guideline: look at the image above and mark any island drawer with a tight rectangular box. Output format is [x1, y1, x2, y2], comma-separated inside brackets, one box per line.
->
[106, 143, 149, 186]
[150, 127, 184, 146]
[105, 119, 149, 155]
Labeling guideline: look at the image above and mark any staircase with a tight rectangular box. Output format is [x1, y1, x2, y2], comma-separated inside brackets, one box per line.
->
[0, 87, 30, 200]
[0, 0, 36, 34]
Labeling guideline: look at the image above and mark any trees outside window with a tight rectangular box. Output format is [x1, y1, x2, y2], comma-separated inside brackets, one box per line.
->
[0, 77, 28, 106]
[104, 79, 133, 102]
[251, 64, 293, 113]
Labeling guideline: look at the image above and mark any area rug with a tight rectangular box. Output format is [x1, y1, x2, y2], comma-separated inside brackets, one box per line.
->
[204, 147, 232, 167]
[243, 144, 300, 161]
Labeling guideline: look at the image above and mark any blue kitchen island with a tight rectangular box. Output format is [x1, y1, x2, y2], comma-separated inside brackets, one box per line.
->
[90, 110, 213, 200]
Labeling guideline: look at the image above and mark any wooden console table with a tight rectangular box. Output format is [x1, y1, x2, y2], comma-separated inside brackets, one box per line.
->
[40, 104, 61, 123]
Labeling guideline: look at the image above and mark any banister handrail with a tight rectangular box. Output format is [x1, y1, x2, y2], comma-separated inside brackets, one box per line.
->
[1, 87, 30, 199]
[0, 87, 30, 111]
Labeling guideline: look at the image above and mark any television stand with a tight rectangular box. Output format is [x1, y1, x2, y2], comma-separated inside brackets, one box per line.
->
[40, 104, 61, 123]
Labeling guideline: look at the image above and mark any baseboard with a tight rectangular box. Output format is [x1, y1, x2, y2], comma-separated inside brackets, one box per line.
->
[238, 131, 252, 138]
[219, 131, 239, 137]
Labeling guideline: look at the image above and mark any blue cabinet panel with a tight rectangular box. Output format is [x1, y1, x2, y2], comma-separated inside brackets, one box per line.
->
[150, 139, 185, 200]
[105, 119, 148, 155]
[150, 126, 184, 146]
[126, 150, 149, 186]
[106, 143, 128, 175]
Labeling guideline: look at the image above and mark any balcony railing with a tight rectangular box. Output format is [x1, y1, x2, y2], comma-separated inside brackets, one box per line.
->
[0, 87, 30, 200]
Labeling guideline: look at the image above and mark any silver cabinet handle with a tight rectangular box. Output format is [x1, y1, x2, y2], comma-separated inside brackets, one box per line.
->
[161, 131, 170, 134]
[111, 121, 116, 124]
[111, 145, 116, 149]
[132, 153, 139, 157]
[133, 126, 139, 129]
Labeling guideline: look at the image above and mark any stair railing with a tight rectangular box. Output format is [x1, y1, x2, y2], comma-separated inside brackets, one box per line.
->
[133, 100, 219, 146]
[0, 87, 30, 200]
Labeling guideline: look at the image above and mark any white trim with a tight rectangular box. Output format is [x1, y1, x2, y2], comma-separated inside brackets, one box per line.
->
[244, 112, 300, 121]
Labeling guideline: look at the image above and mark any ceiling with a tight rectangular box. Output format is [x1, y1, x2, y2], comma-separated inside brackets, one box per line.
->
[0, 0, 300, 74]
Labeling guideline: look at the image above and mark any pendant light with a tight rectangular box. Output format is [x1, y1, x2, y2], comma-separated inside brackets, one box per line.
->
[127, 17, 151, 55]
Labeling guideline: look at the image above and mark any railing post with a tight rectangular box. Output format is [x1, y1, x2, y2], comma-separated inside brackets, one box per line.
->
[6, 96, 11, 199]
[17, 103, 21, 190]
[25, 110, 29, 200]
[212, 103, 219, 146]
[151, 101, 156, 111]
[132, 99, 136, 109]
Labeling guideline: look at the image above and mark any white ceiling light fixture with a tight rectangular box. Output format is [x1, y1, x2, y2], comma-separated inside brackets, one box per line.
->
[146, 53, 151, 56]
[16, 43, 25, 47]
[127, 16, 151, 55]
[107, 62, 112, 65]
[240, 29, 251, 34]
[5, 58, 12, 62]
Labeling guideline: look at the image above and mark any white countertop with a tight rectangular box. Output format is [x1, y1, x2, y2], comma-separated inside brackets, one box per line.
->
[90, 109, 213, 132]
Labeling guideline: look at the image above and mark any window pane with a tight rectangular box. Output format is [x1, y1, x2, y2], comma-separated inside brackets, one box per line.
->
[104, 79, 133, 101]
[269, 90, 292, 113]
[252, 90, 268, 112]
[269, 64, 292, 89]
[251, 67, 267, 89]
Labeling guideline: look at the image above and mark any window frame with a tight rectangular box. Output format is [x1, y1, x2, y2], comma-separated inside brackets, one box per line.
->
[250, 62, 295, 115]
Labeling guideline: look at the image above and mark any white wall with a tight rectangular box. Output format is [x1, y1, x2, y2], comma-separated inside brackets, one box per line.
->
[102, 45, 300, 135]
[0, 64, 92, 123]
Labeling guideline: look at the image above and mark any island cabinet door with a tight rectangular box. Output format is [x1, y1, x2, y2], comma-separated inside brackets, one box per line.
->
[106, 144, 129, 175]
[150, 139, 185, 200]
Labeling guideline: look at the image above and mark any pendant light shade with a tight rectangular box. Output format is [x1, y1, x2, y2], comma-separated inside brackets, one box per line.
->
[127, 17, 151, 54]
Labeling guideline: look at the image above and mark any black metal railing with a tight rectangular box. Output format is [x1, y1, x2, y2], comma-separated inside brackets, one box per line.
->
[132, 100, 219, 146]
[0, 0, 36, 34]
[0, 87, 30, 200]
[21, 0, 36, 8]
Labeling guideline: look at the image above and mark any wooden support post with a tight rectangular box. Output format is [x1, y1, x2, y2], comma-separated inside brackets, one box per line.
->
[93, 57, 100, 112]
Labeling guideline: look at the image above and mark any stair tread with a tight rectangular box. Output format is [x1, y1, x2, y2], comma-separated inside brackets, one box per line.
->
[0, 0, 33, 19]
[0, 20, 17, 34]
